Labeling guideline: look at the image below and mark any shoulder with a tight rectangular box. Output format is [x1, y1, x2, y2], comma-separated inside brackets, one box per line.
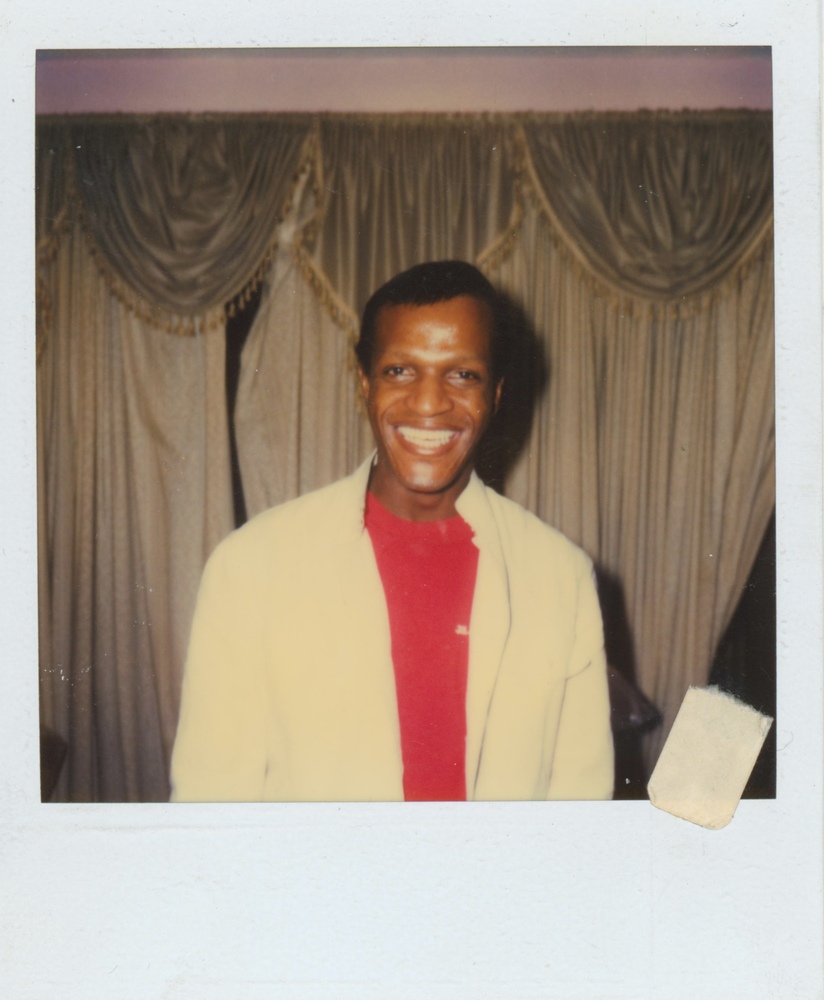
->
[245, 472, 357, 534]
[477, 486, 601, 631]
[206, 471, 361, 577]
[481, 483, 594, 577]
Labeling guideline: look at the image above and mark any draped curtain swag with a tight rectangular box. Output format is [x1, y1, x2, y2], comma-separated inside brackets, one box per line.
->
[36, 111, 774, 800]
[38, 117, 314, 342]
[520, 113, 774, 302]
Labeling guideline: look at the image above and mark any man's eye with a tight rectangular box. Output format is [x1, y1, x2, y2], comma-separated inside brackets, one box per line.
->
[454, 370, 481, 381]
[383, 366, 408, 377]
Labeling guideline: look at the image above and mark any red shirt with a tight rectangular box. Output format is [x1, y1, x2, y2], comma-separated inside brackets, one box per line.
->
[365, 491, 480, 801]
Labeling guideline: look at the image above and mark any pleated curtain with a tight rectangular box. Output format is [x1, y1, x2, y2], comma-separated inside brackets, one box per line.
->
[36, 111, 774, 800]
[37, 118, 312, 800]
[513, 115, 774, 765]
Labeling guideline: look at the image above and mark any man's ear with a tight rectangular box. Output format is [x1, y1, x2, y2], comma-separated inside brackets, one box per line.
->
[493, 378, 504, 414]
[357, 365, 371, 402]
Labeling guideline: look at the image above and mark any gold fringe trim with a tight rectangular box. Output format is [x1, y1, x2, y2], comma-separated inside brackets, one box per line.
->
[476, 133, 526, 275]
[294, 121, 325, 251]
[37, 109, 772, 129]
[225, 253, 273, 319]
[280, 126, 375, 415]
[292, 240, 366, 415]
[291, 241, 360, 351]
[290, 123, 365, 405]
[36, 201, 72, 364]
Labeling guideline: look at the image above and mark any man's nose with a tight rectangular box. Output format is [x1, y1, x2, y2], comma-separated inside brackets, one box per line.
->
[409, 374, 452, 415]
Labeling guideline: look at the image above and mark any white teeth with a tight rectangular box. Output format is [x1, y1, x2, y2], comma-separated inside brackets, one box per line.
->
[397, 426, 456, 449]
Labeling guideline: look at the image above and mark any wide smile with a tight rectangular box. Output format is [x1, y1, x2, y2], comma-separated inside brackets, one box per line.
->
[395, 425, 460, 454]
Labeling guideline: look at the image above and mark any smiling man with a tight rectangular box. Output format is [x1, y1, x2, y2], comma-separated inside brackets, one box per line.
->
[171, 261, 614, 802]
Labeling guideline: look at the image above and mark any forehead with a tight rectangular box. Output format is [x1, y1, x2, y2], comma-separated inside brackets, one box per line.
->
[374, 295, 493, 359]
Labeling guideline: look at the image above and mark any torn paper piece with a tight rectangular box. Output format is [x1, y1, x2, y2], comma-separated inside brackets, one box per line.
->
[647, 686, 773, 830]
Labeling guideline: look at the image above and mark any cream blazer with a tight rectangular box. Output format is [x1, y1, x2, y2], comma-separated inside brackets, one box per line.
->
[171, 457, 614, 801]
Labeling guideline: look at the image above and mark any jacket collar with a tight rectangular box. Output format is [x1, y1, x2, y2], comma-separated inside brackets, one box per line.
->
[345, 450, 499, 541]
[344, 450, 510, 799]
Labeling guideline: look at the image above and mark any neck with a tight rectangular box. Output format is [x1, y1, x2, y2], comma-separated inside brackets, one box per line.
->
[367, 465, 471, 522]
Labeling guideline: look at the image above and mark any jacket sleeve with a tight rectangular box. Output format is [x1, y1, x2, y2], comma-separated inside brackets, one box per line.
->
[547, 558, 615, 800]
[170, 537, 269, 802]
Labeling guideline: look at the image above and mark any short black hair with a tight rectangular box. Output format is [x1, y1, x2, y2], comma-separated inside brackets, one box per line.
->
[356, 260, 509, 380]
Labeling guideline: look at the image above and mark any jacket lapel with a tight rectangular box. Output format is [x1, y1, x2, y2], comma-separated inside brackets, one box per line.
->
[457, 475, 511, 799]
[337, 457, 405, 799]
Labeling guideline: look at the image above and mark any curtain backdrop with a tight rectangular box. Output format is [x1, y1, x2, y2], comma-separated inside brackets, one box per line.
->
[37, 111, 774, 799]
[37, 217, 233, 801]
[511, 116, 774, 763]
[36, 119, 310, 800]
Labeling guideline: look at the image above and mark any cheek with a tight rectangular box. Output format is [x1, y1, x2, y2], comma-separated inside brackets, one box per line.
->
[469, 392, 495, 422]
[367, 390, 401, 430]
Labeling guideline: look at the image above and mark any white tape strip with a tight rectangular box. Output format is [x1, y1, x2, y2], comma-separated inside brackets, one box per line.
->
[647, 686, 773, 829]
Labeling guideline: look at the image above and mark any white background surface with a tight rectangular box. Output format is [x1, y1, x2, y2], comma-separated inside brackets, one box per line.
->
[2, 2, 822, 997]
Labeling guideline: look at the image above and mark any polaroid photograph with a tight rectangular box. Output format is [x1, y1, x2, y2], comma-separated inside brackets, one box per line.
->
[3, 3, 822, 997]
[35, 46, 776, 807]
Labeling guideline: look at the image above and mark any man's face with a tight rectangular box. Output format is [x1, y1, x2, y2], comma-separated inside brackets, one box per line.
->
[358, 295, 502, 521]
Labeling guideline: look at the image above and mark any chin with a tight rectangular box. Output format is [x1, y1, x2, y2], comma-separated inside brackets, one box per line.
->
[394, 459, 467, 496]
